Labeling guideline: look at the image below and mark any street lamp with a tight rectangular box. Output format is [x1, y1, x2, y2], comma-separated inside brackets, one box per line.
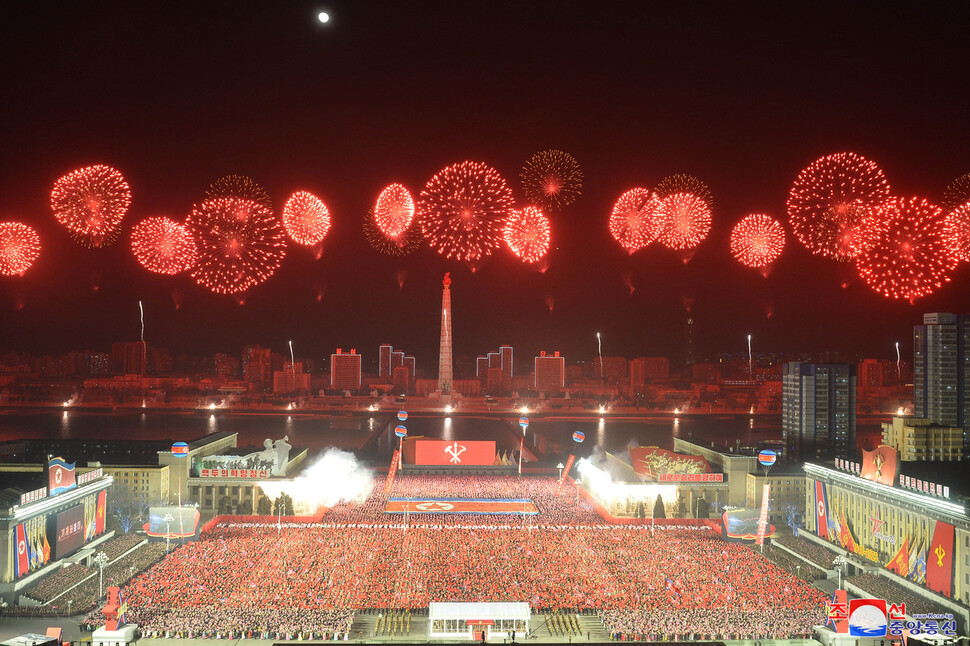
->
[796, 564, 801, 579]
[557, 463, 564, 480]
[833, 555, 846, 590]
[163, 513, 174, 553]
[93, 551, 109, 601]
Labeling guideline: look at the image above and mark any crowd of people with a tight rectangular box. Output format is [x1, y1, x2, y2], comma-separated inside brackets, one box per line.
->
[23, 563, 92, 604]
[755, 543, 826, 581]
[98, 534, 146, 560]
[848, 573, 953, 618]
[102, 475, 827, 639]
[774, 533, 841, 569]
[326, 474, 602, 526]
[6, 538, 168, 618]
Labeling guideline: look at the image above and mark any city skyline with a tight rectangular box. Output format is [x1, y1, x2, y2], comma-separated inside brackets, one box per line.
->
[2, 3, 970, 363]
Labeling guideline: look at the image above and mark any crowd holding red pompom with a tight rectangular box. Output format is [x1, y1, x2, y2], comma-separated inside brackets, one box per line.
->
[96, 475, 826, 639]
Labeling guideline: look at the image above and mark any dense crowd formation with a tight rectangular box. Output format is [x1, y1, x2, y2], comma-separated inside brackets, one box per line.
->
[23, 563, 92, 604]
[847, 574, 953, 618]
[99, 534, 146, 560]
[755, 543, 826, 582]
[6, 538, 167, 619]
[775, 533, 841, 569]
[326, 474, 601, 526]
[106, 475, 827, 639]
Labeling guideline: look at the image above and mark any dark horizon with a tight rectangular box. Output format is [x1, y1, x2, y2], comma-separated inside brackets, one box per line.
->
[2, 1, 970, 367]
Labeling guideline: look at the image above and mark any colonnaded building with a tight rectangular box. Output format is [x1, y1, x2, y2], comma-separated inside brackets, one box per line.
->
[804, 444, 969, 626]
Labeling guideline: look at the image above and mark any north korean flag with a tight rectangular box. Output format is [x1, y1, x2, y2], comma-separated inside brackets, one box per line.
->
[814, 480, 829, 539]
[15, 524, 29, 577]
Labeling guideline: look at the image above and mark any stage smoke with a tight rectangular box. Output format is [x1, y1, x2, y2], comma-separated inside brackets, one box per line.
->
[258, 448, 373, 510]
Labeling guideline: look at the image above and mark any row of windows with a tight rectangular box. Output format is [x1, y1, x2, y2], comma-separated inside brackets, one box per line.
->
[431, 619, 526, 633]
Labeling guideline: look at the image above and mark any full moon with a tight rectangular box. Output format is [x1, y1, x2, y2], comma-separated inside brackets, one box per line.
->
[317, 12, 330, 23]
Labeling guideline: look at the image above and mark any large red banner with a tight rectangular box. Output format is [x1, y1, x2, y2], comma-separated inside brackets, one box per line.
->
[384, 450, 400, 493]
[413, 440, 496, 466]
[926, 520, 954, 597]
[755, 483, 770, 546]
[814, 480, 829, 539]
[860, 445, 899, 486]
[556, 454, 576, 495]
[15, 523, 29, 577]
[96, 489, 107, 535]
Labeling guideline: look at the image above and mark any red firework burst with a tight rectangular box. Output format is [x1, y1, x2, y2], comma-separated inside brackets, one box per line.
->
[730, 214, 786, 268]
[504, 206, 551, 263]
[186, 197, 287, 294]
[609, 188, 661, 254]
[520, 149, 583, 210]
[374, 183, 415, 238]
[417, 161, 514, 262]
[206, 175, 273, 210]
[0, 222, 41, 276]
[654, 174, 713, 209]
[855, 197, 956, 301]
[50, 164, 131, 247]
[363, 209, 422, 256]
[656, 192, 712, 249]
[944, 201, 970, 262]
[282, 191, 331, 246]
[942, 173, 970, 212]
[130, 217, 197, 275]
[787, 152, 891, 259]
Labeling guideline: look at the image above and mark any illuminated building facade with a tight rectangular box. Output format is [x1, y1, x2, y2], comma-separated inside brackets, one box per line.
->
[881, 416, 964, 461]
[273, 362, 310, 394]
[330, 349, 362, 391]
[379, 344, 393, 378]
[914, 313, 970, 454]
[630, 357, 670, 387]
[111, 341, 146, 375]
[534, 351, 564, 390]
[782, 362, 856, 461]
[804, 461, 970, 614]
[243, 345, 272, 390]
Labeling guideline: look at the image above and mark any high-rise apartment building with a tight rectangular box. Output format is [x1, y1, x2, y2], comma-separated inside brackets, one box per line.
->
[273, 361, 310, 393]
[500, 345, 513, 380]
[534, 351, 565, 390]
[782, 362, 856, 461]
[379, 345, 411, 381]
[243, 345, 272, 389]
[379, 344, 393, 378]
[630, 357, 670, 388]
[111, 341, 147, 375]
[593, 356, 628, 383]
[913, 314, 970, 442]
[331, 349, 362, 391]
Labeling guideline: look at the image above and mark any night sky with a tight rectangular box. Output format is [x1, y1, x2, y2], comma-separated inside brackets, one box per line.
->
[2, 1, 970, 369]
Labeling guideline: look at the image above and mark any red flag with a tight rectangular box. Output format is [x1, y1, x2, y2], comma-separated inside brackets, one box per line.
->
[383, 450, 400, 494]
[755, 483, 771, 546]
[926, 520, 954, 597]
[885, 534, 909, 576]
[556, 454, 576, 495]
[15, 524, 29, 577]
[838, 513, 856, 552]
[96, 489, 107, 534]
[814, 480, 829, 539]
